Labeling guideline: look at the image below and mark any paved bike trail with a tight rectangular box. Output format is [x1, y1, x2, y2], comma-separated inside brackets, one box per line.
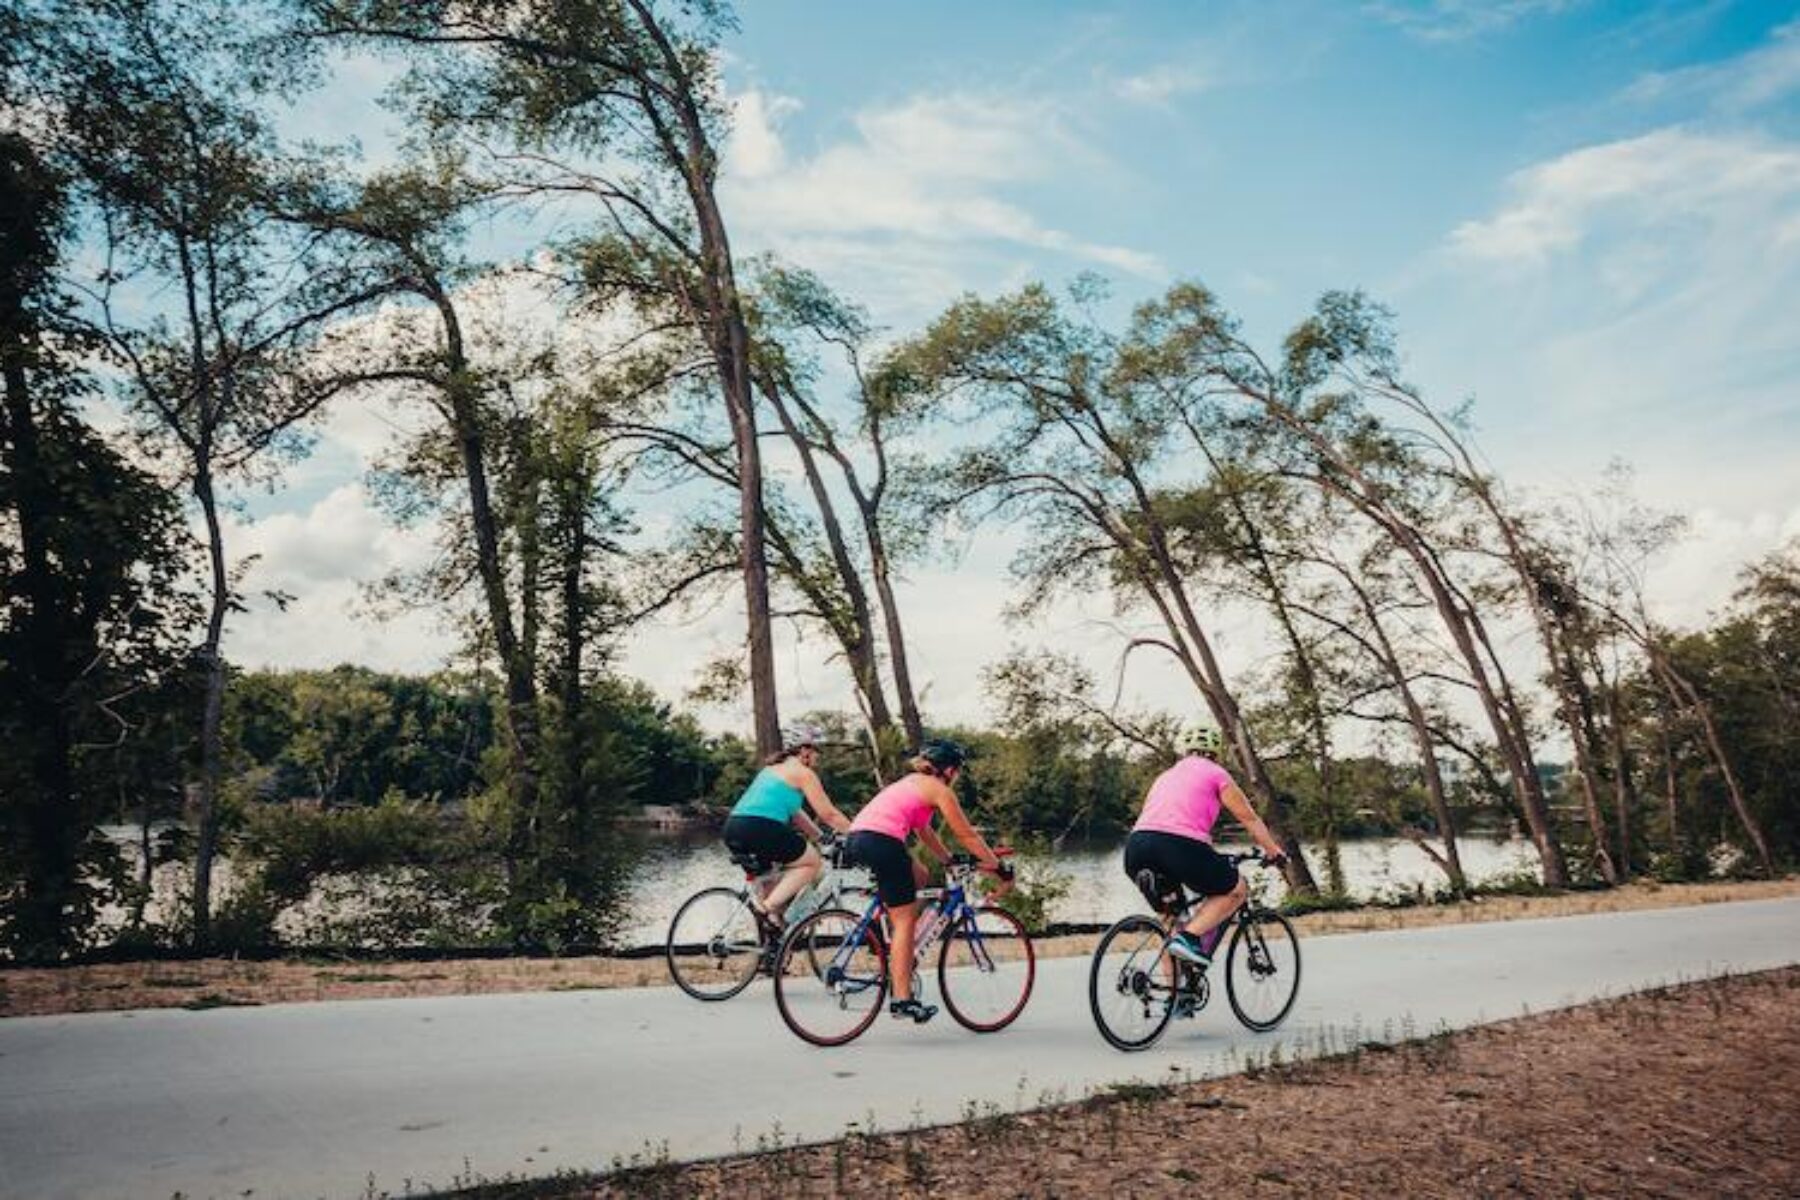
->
[3, 897, 1797, 1199]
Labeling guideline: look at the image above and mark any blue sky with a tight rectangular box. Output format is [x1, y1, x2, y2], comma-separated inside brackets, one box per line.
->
[233, 0, 1800, 729]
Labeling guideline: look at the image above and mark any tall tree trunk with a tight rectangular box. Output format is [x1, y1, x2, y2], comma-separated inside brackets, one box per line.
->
[866, 526, 924, 746]
[1198, 438, 1340, 892]
[1327, 563, 1468, 894]
[1659, 725, 1681, 857]
[2, 356, 80, 959]
[428, 287, 542, 897]
[1078, 399, 1317, 894]
[1646, 644, 1774, 874]
[1245, 385, 1569, 885]
[559, 464, 589, 881]
[681, 142, 779, 755]
[1118, 537, 1318, 894]
[190, 464, 229, 948]
[1399, 400, 1602, 885]
[1323, 476, 1568, 885]
[760, 374, 896, 741]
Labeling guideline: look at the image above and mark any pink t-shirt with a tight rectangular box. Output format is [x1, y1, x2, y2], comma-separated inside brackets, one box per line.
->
[851, 776, 936, 840]
[1133, 755, 1233, 843]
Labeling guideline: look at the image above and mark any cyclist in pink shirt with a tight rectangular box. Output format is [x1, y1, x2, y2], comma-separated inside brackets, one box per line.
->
[847, 738, 1006, 1024]
[1125, 727, 1288, 968]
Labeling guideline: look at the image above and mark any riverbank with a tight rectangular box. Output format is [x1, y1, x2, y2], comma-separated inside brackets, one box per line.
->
[560, 965, 1800, 1199]
[3, 875, 1794, 1018]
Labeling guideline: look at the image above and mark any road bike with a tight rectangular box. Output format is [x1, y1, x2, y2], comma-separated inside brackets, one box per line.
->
[664, 835, 873, 1002]
[772, 852, 1034, 1047]
[1088, 848, 1301, 1051]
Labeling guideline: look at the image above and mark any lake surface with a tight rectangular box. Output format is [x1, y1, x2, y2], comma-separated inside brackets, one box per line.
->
[613, 830, 1544, 949]
[99, 824, 1545, 952]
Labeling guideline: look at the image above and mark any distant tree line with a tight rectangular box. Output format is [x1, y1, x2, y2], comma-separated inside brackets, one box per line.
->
[2, 0, 1792, 961]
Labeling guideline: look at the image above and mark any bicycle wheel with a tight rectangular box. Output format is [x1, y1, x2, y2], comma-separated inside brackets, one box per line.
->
[665, 886, 764, 1002]
[1224, 908, 1301, 1031]
[799, 888, 879, 981]
[774, 907, 888, 1047]
[1088, 914, 1177, 1051]
[938, 905, 1035, 1033]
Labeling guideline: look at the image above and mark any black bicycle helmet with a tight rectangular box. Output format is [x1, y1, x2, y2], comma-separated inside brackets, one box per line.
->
[916, 737, 969, 772]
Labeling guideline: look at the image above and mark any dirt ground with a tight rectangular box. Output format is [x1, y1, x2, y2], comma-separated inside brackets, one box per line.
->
[2, 876, 1794, 1018]
[572, 966, 1800, 1200]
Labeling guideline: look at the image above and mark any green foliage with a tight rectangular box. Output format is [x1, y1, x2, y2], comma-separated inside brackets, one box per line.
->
[991, 841, 1073, 934]
[0, 132, 197, 962]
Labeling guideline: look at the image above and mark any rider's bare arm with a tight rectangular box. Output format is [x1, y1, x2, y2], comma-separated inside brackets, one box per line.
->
[931, 779, 1002, 870]
[916, 821, 951, 864]
[1220, 783, 1286, 861]
[796, 767, 853, 833]
[792, 809, 823, 842]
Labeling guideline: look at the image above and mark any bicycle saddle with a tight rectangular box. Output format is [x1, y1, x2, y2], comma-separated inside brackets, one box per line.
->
[1134, 868, 1185, 915]
[729, 848, 778, 876]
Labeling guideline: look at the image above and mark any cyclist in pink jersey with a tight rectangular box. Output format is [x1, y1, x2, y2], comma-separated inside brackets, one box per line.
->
[1125, 726, 1287, 968]
[847, 738, 1007, 1024]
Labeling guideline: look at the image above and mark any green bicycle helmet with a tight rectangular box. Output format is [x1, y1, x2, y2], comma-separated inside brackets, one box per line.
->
[1182, 726, 1225, 758]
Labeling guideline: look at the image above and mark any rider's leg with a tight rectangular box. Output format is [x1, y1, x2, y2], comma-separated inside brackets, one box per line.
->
[1183, 876, 1248, 941]
[762, 843, 822, 918]
[888, 899, 920, 1000]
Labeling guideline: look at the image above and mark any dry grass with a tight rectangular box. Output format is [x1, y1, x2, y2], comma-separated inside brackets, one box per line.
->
[572, 966, 1800, 1199]
[3, 875, 1794, 1018]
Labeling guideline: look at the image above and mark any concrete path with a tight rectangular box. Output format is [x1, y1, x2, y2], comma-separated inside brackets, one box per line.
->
[3, 897, 1797, 1200]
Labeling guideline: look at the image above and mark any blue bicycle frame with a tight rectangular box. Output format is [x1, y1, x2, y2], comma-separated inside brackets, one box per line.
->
[822, 864, 995, 993]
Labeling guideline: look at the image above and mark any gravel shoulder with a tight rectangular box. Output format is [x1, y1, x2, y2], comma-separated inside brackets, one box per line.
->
[544, 965, 1800, 1199]
[3, 876, 1794, 1018]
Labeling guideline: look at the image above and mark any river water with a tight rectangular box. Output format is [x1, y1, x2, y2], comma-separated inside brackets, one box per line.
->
[613, 830, 1543, 949]
[100, 825, 1544, 952]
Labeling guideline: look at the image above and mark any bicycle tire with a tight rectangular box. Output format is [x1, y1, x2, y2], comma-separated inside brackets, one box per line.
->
[1224, 908, 1301, 1031]
[774, 906, 889, 1047]
[1088, 914, 1177, 1051]
[665, 886, 764, 1002]
[938, 905, 1035, 1033]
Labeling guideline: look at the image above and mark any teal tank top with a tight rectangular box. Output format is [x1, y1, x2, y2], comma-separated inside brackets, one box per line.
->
[730, 767, 806, 823]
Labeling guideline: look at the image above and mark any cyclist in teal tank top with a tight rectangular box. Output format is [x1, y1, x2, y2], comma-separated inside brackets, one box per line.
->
[723, 724, 852, 928]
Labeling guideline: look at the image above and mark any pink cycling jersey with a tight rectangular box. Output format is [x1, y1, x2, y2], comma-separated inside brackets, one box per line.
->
[1133, 755, 1233, 843]
[851, 775, 936, 840]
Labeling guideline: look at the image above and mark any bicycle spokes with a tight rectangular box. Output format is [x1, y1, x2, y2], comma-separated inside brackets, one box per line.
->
[1224, 909, 1301, 1031]
[666, 887, 765, 1002]
[774, 907, 888, 1046]
[938, 905, 1034, 1033]
[1088, 915, 1178, 1051]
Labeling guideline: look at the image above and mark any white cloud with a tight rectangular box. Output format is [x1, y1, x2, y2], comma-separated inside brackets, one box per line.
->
[1648, 503, 1800, 628]
[1447, 129, 1800, 267]
[729, 89, 802, 178]
[1381, 0, 1581, 42]
[221, 484, 457, 674]
[1406, 126, 1800, 604]
[1114, 63, 1214, 105]
[721, 89, 1164, 301]
[1623, 18, 1800, 113]
[1363, 0, 1577, 42]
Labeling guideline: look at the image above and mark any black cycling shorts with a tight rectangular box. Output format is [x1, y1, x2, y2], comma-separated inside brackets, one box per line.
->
[1123, 830, 1240, 899]
[846, 830, 919, 908]
[722, 815, 806, 868]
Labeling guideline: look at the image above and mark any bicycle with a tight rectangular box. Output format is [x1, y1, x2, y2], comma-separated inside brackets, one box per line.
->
[1087, 848, 1301, 1051]
[772, 851, 1035, 1047]
[664, 835, 873, 1002]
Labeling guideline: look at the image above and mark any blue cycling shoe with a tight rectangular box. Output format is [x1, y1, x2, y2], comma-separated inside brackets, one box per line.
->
[1167, 931, 1213, 967]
